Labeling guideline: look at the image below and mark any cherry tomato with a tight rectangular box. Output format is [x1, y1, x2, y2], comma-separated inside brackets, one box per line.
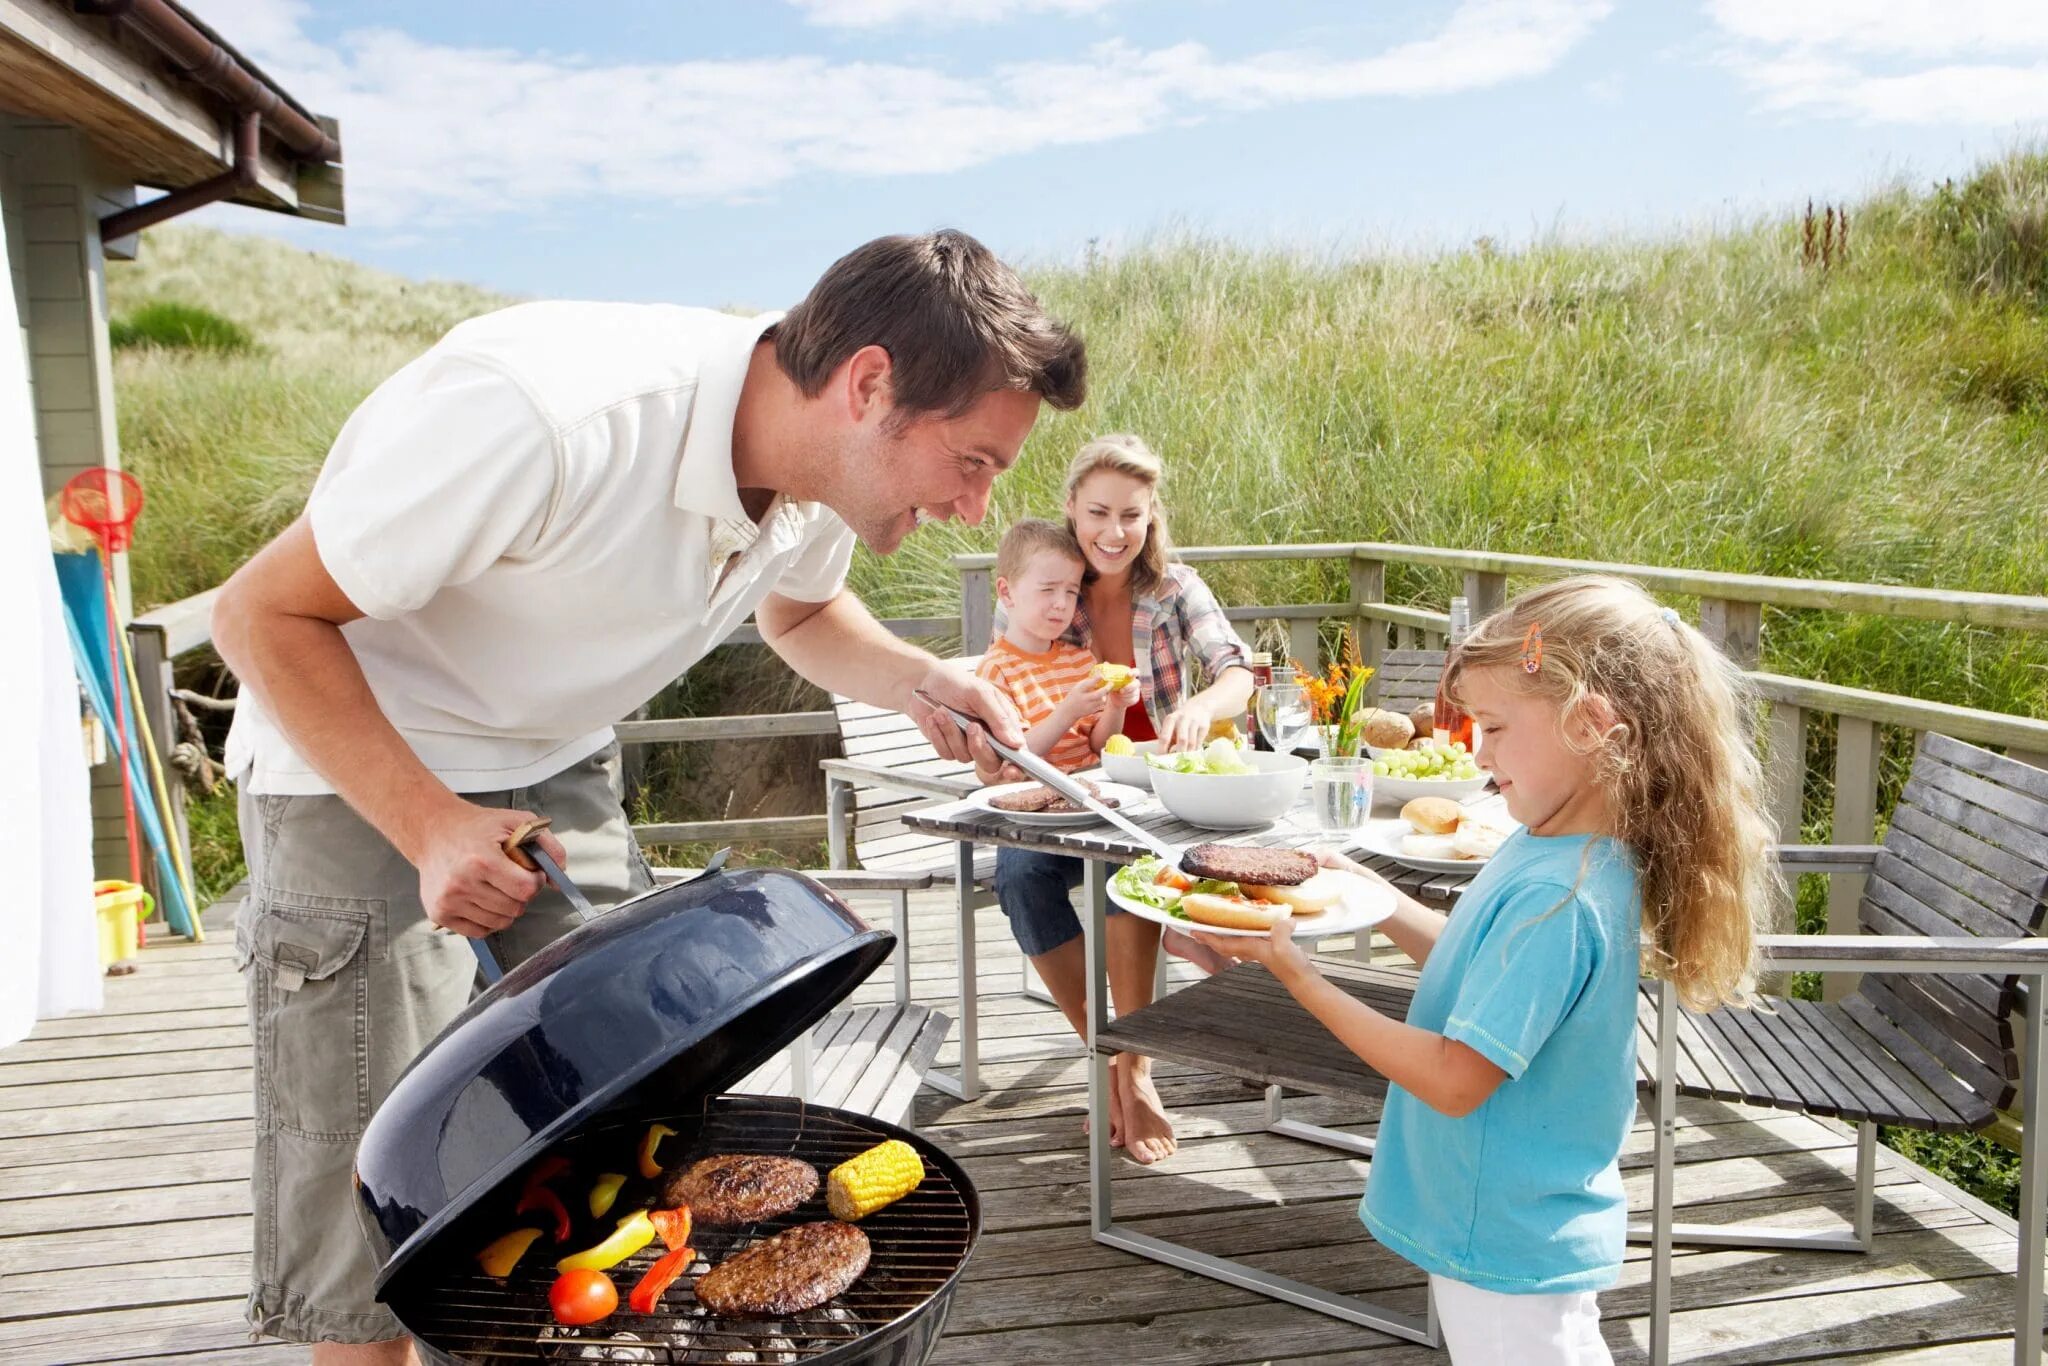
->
[549, 1268, 617, 1326]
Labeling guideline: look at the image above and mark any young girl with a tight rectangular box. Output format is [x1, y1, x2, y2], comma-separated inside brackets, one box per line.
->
[1194, 575, 1775, 1364]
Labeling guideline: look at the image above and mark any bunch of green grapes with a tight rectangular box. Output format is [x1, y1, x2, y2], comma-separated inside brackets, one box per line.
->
[1372, 742, 1482, 781]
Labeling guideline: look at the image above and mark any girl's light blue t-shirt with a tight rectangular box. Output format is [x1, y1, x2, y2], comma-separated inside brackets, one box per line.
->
[1362, 829, 1642, 1295]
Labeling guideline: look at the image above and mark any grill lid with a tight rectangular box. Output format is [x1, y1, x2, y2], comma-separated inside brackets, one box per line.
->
[355, 865, 892, 1290]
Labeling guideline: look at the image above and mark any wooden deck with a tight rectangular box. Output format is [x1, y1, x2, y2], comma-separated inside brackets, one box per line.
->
[1, 888, 2034, 1364]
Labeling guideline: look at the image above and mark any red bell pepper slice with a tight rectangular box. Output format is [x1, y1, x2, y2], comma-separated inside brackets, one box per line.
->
[628, 1243, 694, 1314]
[517, 1183, 573, 1242]
[648, 1206, 692, 1253]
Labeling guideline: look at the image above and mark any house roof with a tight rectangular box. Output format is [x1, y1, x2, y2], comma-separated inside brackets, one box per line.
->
[0, 0, 342, 224]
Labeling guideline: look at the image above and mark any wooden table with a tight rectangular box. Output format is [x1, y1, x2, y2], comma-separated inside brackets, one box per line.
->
[903, 781, 1481, 1347]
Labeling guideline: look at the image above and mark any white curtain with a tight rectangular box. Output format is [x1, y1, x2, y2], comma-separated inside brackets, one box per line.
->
[0, 199, 102, 1043]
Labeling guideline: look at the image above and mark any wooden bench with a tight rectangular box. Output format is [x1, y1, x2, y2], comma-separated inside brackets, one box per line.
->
[653, 866, 951, 1129]
[1368, 646, 1448, 717]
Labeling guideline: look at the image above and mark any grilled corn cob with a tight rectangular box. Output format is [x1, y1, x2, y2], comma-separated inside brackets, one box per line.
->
[825, 1139, 923, 1221]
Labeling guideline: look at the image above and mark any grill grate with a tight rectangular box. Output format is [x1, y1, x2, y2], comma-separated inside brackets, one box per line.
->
[390, 1097, 976, 1365]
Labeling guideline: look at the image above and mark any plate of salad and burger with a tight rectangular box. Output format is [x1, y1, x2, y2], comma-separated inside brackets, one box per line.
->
[1108, 843, 1397, 939]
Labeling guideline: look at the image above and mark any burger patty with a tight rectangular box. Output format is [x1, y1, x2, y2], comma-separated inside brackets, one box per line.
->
[694, 1221, 871, 1318]
[1180, 843, 1316, 887]
[989, 778, 1116, 814]
[659, 1154, 819, 1225]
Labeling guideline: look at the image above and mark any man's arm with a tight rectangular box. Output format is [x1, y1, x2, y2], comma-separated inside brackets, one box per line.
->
[212, 517, 563, 936]
[756, 590, 1024, 770]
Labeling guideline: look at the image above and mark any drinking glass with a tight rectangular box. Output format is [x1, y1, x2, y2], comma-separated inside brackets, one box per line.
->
[1309, 757, 1373, 835]
[1256, 683, 1310, 754]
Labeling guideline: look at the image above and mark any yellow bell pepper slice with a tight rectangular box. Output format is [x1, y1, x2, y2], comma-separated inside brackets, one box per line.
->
[588, 1172, 626, 1220]
[637, 1123, 677, 1180]
[556, 1209, 655, 1273]
[476, 1227, 544, 1279]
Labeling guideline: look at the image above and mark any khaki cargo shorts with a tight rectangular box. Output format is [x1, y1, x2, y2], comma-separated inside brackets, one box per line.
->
[234, 742, 654, 1344]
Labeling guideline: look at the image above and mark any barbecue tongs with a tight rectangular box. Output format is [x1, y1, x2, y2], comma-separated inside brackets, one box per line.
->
[912, 688, 1190, 871]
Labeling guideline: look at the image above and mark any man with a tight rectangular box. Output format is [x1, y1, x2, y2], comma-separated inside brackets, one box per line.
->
[212, 230, 1083, 1361]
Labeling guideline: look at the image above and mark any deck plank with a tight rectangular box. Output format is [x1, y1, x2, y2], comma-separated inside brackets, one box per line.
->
[0, 887, 2034, 1364]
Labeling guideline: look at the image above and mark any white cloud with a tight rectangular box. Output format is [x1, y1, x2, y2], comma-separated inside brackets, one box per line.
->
[788, 0, 1123, 28]
[1706, 0, 2048, 125]
[185, 0, 1610, 229]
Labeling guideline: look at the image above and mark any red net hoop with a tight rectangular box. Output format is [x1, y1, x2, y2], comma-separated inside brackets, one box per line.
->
[61, 467, 144, 554]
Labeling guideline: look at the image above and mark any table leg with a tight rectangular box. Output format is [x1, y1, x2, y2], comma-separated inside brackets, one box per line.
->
[1085, 859, 1113, 1236]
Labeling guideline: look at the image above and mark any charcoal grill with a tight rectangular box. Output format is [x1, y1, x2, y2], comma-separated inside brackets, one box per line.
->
[355, 859, 979, 1366]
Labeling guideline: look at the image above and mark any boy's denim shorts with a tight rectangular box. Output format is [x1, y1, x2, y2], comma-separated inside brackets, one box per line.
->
[993, 846, 1128, 956]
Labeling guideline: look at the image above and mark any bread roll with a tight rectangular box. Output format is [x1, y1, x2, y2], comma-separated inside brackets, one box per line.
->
[1243, 870, 1343, 916]
[1408, 703, 1436, 737]
[1401, 833, 1460, 860]
[1180, 893, 1293, 932]
[1402, 796, 1462, 835]
[1361, 709, 1415, 750]
[1452, 821, 1508, 860]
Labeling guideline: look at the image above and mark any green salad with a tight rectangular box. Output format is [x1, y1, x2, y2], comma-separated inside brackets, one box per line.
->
[1110, 856, 1238, 919]
[1144, 737, 1255, 776]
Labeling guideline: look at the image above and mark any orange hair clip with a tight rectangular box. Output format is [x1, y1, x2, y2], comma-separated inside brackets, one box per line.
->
[1521, 622, 1544, 674]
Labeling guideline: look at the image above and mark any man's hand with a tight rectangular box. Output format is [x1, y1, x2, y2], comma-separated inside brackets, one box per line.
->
[908, 663, 1024, 769]
[413, 803, 565, 939]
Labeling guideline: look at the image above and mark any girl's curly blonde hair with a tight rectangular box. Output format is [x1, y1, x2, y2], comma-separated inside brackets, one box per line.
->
[1444, 575, 1777, 1011]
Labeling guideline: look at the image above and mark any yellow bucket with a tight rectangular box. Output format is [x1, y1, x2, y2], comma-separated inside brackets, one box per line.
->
[94, 880, 151, 969]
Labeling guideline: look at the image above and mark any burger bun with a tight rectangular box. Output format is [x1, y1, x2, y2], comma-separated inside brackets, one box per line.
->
[1180, 893, 1293, 933]
[1243, 870, 1343, 916]
[1402, 796, 1463, 836]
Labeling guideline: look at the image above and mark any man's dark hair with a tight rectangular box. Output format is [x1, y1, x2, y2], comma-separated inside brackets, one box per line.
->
[773, 230, 1086, 424]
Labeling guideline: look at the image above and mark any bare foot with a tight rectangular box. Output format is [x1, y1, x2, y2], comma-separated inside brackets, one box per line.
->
[1116, 1058, 1178, 1165]
[1086, 1058, 1130, 1149]
[1161, 929, 1232, 976]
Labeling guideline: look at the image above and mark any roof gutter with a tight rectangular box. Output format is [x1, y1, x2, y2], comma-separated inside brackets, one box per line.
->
[78, 0, 342, 239]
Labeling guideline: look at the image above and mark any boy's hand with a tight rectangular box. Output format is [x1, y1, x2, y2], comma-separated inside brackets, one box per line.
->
[1109, 678, 1141, 710]
[1191, 920, 1312, 981]
[1058, 672, 1111, 719]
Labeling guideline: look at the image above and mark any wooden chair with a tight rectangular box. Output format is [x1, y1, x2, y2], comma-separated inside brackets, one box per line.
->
[1639, 734, 2048, 1364]
[1368, 646, 1448, 719]
[822, 694, 1003, 1100]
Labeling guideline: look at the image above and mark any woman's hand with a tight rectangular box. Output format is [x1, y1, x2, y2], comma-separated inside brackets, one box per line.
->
[1157, 698, 1217, 752]
[1190, 922, 1313, 981]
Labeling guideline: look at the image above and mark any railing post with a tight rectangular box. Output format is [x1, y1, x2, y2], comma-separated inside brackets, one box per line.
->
[1462, 570, 1507, 622]
[1699, 597, 1763, 670]
[1762, 701, 1807, 994]
[1827, 716, 1882, 1001]
[1287, 620, 1321, 674]
[959, 566, 993, 655]
[127, 621, 187, 918]
[1351, 558, 1386, 693]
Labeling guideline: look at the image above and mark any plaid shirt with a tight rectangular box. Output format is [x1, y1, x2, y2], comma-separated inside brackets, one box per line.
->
[999, 563, 1250, 728]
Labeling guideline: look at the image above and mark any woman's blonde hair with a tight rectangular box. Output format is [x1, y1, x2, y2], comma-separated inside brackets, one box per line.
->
[1444, 575, 1776, 1011]
[1062, 434, 1173, 596]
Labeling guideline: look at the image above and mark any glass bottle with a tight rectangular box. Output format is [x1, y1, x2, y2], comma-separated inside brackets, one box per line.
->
[1432, 596, 1474, 751]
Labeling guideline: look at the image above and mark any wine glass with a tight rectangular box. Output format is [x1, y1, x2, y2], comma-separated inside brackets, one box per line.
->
[1256, 683, 1310, 754]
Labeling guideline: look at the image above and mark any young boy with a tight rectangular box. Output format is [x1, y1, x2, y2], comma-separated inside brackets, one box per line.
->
[976, 519, 1140, 770]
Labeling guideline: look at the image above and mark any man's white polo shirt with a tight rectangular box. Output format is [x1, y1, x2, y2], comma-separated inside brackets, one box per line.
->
[225, 302, 856, 796]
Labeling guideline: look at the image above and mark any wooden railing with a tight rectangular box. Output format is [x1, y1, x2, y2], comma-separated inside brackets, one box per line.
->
[131, 542, 2047, 894]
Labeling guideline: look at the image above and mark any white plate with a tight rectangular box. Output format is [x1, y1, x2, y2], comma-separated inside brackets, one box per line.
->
[1107, 866, 1396, 939]
[1353, 816, 1516, 874]
[968, 778, 1150, 827]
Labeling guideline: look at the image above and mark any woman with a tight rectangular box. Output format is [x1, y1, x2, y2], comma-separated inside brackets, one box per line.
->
[981, 434, 1255, 1164]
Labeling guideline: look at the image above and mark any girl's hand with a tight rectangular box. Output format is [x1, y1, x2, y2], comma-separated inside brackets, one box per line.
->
[1190, 922, 1312, 981]
[1312, 846, 1385, 884]
[1157, 700, 1215, 752]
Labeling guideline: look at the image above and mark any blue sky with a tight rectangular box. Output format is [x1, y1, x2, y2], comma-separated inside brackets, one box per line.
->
[189, 0, 2048, 309]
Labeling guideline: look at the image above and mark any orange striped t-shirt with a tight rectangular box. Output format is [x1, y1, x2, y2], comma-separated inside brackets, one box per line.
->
[975, 637, 1102, 774]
